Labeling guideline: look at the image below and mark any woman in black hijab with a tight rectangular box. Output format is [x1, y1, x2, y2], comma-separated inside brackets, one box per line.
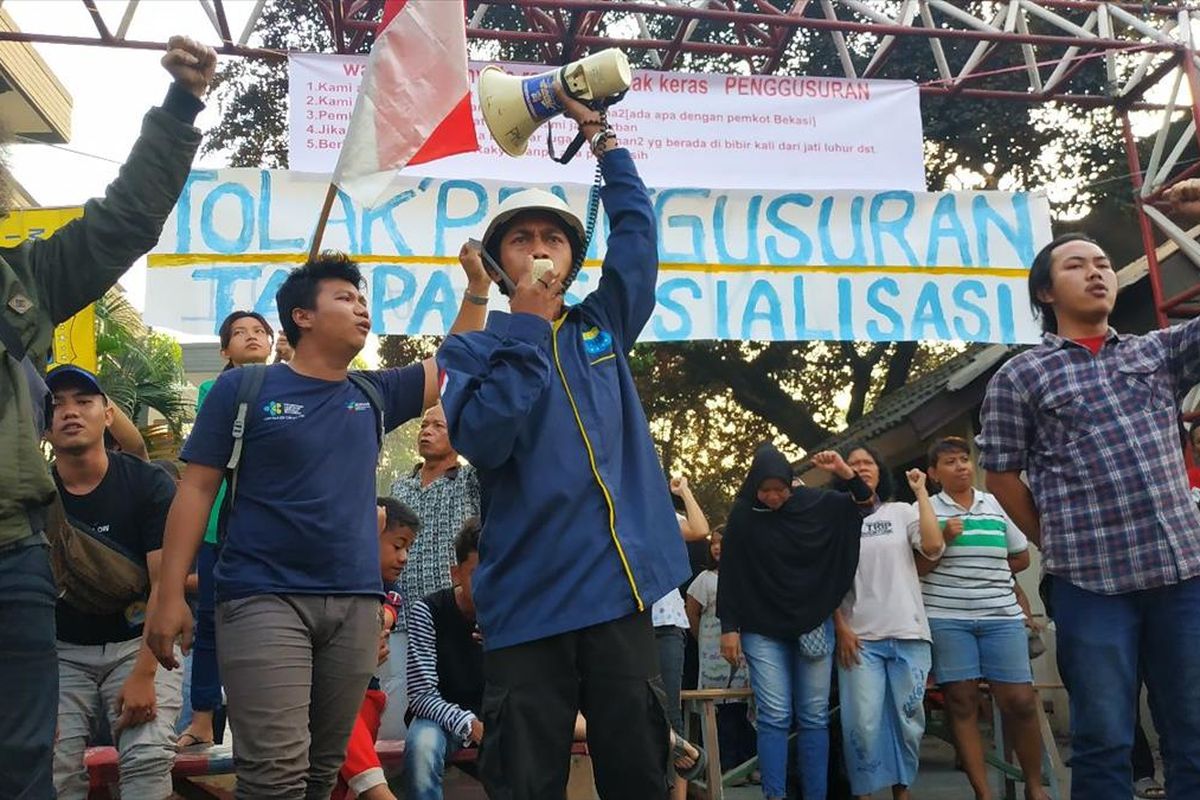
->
[717, 443, 873, 800]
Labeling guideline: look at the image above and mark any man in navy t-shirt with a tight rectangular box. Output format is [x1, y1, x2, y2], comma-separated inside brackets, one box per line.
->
[146, 251, 488, 797]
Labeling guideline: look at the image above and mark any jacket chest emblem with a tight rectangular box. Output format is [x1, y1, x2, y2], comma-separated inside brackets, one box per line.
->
[581, 326, 613, 358]
[7, 293, 32, 314]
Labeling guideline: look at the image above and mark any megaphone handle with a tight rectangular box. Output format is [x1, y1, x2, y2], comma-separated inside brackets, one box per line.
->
[467, 238, 518, 295]
[547, 119, 589, 165]
[593, 89, 627, 111]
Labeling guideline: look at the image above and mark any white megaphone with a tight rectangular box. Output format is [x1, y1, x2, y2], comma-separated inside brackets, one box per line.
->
[479, 48, 632, 157]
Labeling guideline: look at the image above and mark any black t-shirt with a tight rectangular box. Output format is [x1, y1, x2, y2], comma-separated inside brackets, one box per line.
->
[427, 588, 484, 716]
[53, 451, 175, 645]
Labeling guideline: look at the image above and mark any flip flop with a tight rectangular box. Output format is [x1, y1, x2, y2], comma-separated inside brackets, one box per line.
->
[174, 732, 214, 752]
[671, 734, 708, 782]
[1134, 778, 1167, 799]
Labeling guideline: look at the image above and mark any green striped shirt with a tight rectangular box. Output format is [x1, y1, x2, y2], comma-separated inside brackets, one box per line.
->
[909, 490, 1027, 619]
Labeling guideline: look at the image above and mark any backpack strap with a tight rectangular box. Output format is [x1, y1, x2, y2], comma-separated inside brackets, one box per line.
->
[225, 363, 269, 506]
[347, 371, 385, 450]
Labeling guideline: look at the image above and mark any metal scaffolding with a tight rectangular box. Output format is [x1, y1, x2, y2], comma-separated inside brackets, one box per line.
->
[2, 0, 1200, 325]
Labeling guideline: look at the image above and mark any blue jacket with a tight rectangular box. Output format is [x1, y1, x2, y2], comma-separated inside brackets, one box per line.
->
[437, 149, 689, 650]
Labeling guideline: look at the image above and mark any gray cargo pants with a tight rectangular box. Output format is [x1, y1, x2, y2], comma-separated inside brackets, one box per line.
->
[216, 594, 379, 799]
[54, 638, 184, 800]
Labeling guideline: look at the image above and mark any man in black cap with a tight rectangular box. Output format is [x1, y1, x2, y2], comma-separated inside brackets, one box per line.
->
[43, 365, 180, 799]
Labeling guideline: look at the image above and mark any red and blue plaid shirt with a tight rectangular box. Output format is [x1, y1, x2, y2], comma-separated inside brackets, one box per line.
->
[977, 323, 1200, 594]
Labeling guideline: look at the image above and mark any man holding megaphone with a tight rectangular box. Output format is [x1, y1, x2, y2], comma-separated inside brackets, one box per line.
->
[438, 87, 700, 799]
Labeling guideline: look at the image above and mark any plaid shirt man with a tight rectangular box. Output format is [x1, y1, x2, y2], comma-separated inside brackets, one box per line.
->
[977, 324, 1200, 595]
[390, 463, 480, 626]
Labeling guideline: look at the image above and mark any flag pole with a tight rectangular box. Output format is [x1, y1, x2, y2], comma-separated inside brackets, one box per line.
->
[307, 183, 339, 261]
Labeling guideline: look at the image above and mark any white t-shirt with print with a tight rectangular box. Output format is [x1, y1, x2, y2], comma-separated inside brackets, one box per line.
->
[687, 569, 750, 693]
[652, 588, 689, 629]
[839, 501, 932, 642]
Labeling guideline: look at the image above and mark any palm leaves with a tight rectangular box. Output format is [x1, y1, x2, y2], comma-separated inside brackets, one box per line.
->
[94, 289, 189, 443]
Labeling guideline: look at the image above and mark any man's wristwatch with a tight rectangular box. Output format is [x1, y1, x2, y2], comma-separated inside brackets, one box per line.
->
[589, 128, 617, 157]
[465, 291, 489, 306]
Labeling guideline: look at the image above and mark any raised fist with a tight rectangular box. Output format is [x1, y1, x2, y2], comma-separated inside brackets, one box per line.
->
[162, 35, 217, 99]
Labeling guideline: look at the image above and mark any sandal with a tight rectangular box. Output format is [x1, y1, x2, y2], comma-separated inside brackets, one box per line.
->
[174, 732, 214, 752]
[670, 733, 708, 782]
[1134, 778, 1167, 799]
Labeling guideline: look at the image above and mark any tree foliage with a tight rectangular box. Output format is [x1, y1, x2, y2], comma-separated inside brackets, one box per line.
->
[208, 1, 1140, 515]
[202, 0, 338, 167]
[95, 289, 189, 438]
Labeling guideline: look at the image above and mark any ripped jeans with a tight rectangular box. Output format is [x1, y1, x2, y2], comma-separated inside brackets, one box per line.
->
[836, 638, 931, 796]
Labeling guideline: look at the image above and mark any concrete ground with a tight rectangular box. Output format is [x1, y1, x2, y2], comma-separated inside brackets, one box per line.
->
[182, 732, 1170, 800]
[410, 735, 1060, 799]
[721, 736, 1025, 799]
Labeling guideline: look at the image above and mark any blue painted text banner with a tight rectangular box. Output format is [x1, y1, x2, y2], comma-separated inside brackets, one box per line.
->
[144, 169, 1050, 344]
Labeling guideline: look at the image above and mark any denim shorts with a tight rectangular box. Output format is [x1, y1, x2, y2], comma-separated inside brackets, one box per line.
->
[928, 617, 1032, 685]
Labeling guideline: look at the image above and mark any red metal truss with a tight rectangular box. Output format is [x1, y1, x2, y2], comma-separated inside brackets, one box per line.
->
[0, 1, 1192, 106]
[4, 0, 1200, 330]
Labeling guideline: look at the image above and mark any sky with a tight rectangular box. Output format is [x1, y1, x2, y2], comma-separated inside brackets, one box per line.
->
[4, 0, 262, 323]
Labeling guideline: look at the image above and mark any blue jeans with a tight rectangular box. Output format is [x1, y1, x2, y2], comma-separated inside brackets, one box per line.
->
[928, 617, 1032, 685]
[176, 650, 194, 733]
[742, 624, 833, 800]
[837, 638, 931, 795]
[0, 537, 57, 799]
[377, 629, 409, 743]
[655, 625, 686, 734]
[190, 542, 222, 712]
[404, 717, 452, 800]
[1049, 575, 1200, 799]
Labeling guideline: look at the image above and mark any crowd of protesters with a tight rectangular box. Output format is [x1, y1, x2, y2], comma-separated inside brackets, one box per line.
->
[3, 29, 1200, 800]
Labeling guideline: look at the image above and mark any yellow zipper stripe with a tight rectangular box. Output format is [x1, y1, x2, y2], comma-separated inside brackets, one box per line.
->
[589, 353, 616, 366]
[550, 316, 645, 612]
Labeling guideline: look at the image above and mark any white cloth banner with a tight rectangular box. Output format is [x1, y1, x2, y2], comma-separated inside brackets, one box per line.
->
[289, 53, 926, 191]
[145, 169, 1048, 344]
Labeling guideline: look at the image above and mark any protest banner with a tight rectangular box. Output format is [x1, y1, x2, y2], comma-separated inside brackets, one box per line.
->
[288, 53, 926, 192]
[0, 207, 96, 371]
[145, 169, 1049, 344]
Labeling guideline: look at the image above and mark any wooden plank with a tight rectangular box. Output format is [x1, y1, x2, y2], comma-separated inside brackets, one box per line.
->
[173, 776, 234, 800]
[680, 688, 754, 701]
[701, 700, 723, 800]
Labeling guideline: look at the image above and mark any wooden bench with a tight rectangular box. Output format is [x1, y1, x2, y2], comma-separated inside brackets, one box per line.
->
[680, 688, 757, 800]
[85, 741, 592, 799]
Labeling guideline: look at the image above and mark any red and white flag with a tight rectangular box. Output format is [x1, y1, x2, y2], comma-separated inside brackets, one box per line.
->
[333, 0, 478, 202]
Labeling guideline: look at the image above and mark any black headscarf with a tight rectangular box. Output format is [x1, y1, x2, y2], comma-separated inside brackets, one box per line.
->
[717, 443, 863, 640]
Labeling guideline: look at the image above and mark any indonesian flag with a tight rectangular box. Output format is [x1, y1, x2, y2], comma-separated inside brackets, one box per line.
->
[332, 0, 478, 202]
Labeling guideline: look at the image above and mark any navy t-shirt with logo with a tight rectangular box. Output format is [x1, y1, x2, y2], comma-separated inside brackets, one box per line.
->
[182, 363, 425, 601]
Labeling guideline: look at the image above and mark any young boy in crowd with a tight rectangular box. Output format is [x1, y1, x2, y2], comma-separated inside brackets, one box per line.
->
[334, 498, 420, 800]
[917, 436, 1049, 800]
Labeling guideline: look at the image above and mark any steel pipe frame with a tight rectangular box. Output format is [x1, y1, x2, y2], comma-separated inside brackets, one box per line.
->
[1, 2, 1187, 70]
[7, 0, 1200, 334]
[9, 0, 1185, 110]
